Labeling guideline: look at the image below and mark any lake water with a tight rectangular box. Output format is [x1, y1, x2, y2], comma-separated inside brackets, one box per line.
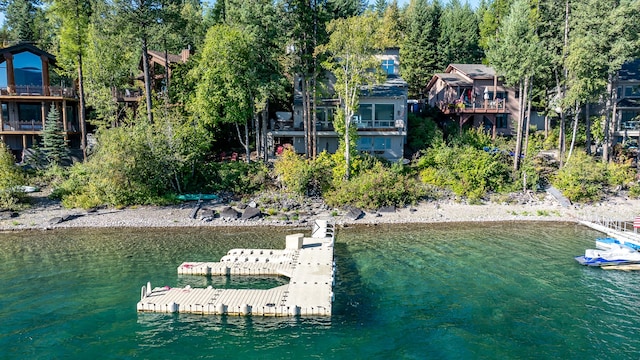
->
[1, 222, 640, 359]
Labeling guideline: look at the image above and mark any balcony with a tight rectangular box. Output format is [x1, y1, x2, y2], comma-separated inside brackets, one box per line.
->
[112, 88, 143, 102]
[437, 99, 508, 115]
[0, 85, 77, 98]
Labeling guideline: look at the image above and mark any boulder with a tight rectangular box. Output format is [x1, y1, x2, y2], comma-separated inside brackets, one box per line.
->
[220, 207, 240, 219]
[345, 207, 364, 221]
[378, 205, 396, 213]
[199, 209, 216, 221]
[241, 207, 262, 220]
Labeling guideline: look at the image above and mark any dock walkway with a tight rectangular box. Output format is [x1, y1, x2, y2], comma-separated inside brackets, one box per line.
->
[137, 220, 335, 316]
[579, 216, 640, 246]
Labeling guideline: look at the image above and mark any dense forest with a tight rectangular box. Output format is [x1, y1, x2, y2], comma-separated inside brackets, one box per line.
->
[0, 0, 639, 211]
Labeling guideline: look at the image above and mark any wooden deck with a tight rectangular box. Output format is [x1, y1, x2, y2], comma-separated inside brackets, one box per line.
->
[137, 220, 335, 316]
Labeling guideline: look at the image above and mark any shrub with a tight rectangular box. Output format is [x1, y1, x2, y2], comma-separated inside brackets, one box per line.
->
[417, 143, 512, 200]
[0, 143, 25, 209]
[552, 151, 607, 202]
[324, 162, 427, 209]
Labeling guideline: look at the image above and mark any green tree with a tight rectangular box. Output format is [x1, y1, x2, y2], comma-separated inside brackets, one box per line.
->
[49, 0, 91, 160]
[320, 13, 383, 180]
[478, 0, 513, 51]
[328, 0, 366, 18]
[567, 0, 640, 163]
[486, 0, 546, 172]
[42, 105, 69, 166]
[2, 0, 39, 43]
[438, 0, 482, 66]
[189, 24, 258, 158]
[400, 0, 440, 97]
[281, 0, 330, 159]
[379, 0, 402, 47]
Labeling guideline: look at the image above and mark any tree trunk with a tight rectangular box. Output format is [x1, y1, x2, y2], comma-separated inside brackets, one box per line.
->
[603, 73, 614, 162]
[523, 80, 533, 158]
[585, 102, 591, 155]
[513, 77, 527, 172]
[245, 120, 250, 163]
[77, 52, 87, 161]
[566, 101, 580, 165]
[311, 74, 317, 159]
[141, 35, 153, 123]
[262, 100, 269, 161]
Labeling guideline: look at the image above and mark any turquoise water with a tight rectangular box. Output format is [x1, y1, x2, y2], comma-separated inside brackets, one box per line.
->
[1, 222, 640, 359]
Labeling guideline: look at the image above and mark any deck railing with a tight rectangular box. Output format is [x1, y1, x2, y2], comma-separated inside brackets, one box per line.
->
[583, 215, 639, 234]
[0, 85, 77, 98]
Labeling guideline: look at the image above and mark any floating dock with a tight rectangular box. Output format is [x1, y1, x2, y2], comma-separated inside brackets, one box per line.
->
[137, 220, 335, 316]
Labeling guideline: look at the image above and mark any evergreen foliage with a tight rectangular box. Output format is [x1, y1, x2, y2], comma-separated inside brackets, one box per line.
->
[437, 0, 482, 66]
[400, 0, 441, 97]
[42, 105, 68, 166]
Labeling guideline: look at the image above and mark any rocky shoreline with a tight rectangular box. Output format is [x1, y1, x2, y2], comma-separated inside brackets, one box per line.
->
[1, 189, 639, 231]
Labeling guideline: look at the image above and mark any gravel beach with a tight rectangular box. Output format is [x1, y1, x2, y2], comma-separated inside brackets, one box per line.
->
[1, 190, 638, 231]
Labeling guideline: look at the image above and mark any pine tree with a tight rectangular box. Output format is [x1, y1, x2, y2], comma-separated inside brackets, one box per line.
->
[42, 105, 68, 166]
[400, 0, 440, 97]
[438, 0, 482, 66]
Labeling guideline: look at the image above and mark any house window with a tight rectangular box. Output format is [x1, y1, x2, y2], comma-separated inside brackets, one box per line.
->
[496, 114, 508, 129]
[357, 104, 373, 127]
[624, 86, 640, 97]
[373, 137, 391, 150]
[17, 103, 42, 130]
[14, 52, 43, 87]
[486, 91, 507, 101]
[374, 104, 395, 127]
[381, 59, 395, 75]
[0, 60, 6, 88]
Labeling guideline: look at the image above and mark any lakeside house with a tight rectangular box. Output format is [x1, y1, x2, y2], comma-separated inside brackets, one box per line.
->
[268, 48, 409, 162]
[613, 59, 640, 145]
[113, 48, 192, 121]
[425, 64, 520, 138]
[0, 43, 81, 161]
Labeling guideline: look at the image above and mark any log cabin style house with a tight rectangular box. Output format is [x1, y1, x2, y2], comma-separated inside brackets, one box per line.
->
[0, 43, 80, 161]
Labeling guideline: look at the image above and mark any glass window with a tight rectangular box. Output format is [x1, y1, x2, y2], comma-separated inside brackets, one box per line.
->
[624, 86, 640, 97]
[0, 60, 6, 88]
[357, 137, 372, 150]
[18, 103, 43, 130]
[375, 104, 394, 121]
[381, 59, 395, 75]
[373, 137, 391, 150]
[357, 104, 373, 128]
[374, 104, 395, 127]
[496, 114, 508, 129]
[14, 52, 43, 87]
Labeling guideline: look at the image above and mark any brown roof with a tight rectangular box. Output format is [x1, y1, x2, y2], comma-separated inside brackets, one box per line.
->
[147, 50, 184, 65]
[426, 72, 472, 90]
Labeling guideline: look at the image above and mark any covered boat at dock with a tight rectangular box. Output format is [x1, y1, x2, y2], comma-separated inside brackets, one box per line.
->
[575, 244, 640, 267]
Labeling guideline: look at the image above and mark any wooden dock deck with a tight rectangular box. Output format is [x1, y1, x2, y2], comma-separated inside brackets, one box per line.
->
[137, 220, 335, 316]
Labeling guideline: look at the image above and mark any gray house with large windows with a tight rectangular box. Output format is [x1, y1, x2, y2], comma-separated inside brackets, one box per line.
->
[268, 48, 408, 162]
[612, 59, 640, 145]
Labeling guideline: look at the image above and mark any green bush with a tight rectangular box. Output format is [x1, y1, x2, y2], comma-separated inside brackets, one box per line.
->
[407, 113, 442, 151]
[552, 151, 606, 202]
[200, 160, 270, 195]
[417, 143, 512, 200]
[273, 148, 334, 196]
[0, 143, 25, 209]
[324, 162, 427, 209]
